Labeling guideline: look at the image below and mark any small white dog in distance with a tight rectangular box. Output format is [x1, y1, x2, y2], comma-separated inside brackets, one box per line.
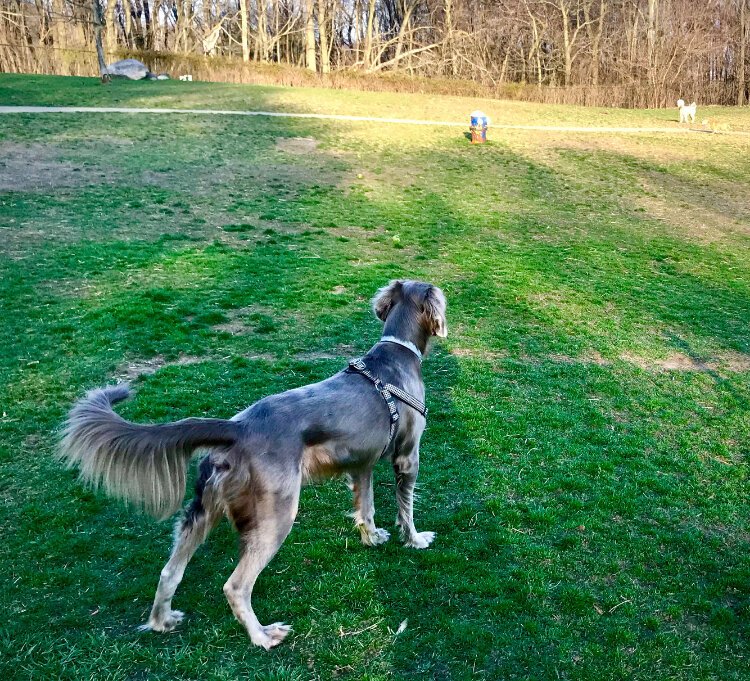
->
[677, 99, 697, 124]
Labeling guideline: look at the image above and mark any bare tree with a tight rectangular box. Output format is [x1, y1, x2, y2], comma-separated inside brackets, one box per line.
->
[740, 0, 748, 105]
[317, 0, 330, 72]
[240, 0, 250, 60]
[303, 0, 316, 70]
[92, 0, 109, 78]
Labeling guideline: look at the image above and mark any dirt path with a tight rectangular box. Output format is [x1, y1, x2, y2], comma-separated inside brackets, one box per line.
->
[1, 104, 746, 136]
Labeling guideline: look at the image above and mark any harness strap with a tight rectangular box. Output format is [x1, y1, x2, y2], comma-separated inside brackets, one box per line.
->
[382, 383, 428, 416]
[346, 358, 428, 454]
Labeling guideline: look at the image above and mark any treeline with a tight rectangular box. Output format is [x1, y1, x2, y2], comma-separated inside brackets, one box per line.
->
[1, 0, 748, 107]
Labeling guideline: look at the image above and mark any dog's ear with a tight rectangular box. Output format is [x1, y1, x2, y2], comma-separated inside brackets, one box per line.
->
[372, 280, 403, 322]
[422, 286, 448, 338]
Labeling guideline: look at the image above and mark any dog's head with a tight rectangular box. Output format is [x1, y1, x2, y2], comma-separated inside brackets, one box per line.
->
[373, 280, 448, 338]
[677, 99, 685, 108]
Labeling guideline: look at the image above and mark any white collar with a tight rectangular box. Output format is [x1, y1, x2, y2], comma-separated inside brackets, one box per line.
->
[380, 335, 422, 361]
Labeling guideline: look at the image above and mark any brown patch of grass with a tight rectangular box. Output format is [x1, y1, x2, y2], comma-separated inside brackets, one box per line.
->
[244, 352, 277, 361]
[636, 171, 750, 243]
[620, 351, 703, 372]
[547, 351, 612, 366]
[212, 320, 250, 335]
[699, 453, 735, 466]
[450, 347, 509, 360]
[211, 305, 266, 336]
[275, 137, 318, 153]
[511, 135, 750, 246]
[115, 352, 282, 380]
[327, 224, 378, 239]
[115, 354, 205, 380]
[0, 142, 115, 192]
[140, 169, 173, 187]
[518, 136, 711, 166]
[581, 350, 612, 366]
[212, 304, 306, 336]
[620, 350, 750, 374]
[350, 165, 424, 191]
[720, 351, 750, 372]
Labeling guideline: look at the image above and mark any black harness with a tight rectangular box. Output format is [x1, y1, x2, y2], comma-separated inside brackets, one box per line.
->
[346, 357, 428, 455]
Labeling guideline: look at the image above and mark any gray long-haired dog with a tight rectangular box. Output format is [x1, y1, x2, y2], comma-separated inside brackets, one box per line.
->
[59, 280, 447, 649]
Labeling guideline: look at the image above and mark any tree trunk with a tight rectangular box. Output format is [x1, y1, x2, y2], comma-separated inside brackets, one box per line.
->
[393, 0, 415, 66]
[273, 0, 281, 62]
[498, 29, 514, 84]
[407, 18, 414, 73]
[105, 0, 117, 52]
[740, 0, 747, 105]
[52, 0, 64, 48]
[444, 0, 455, 77]
[647, 0, 658, 93]
[142, 0, 152, 49]
[285, 5, 291, 64]
[303, 0, 316, 70]
[92, 0, 109, 79]
[363, 0, 376, 68]
[152, 0, 162, 50]
[353, 0, 361, 63]
[182, 0, 192, 52]
[317, 0, 329, 72]
[584, 0, 607, 87]
[203, 0, 211, 31]
[240, 0, 250, 61]
[132, 0, 145, 48]
[123, 0, 133, 47]
[525, 5, 544, 87]
[256, 0, 268, 61]
[559, 0, 572, 85]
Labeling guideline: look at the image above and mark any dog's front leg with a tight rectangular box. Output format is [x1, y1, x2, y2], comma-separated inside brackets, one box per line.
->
[350, 470, 390, 546]
[393, 447, 435, 549]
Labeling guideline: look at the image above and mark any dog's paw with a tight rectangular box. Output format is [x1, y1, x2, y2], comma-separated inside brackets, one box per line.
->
[404, 531, 435, 549]
[362, 527, 391, 546]
[253, 622, 291, 650]
[358, 523, 390, 546]
[138, 609, 184, 633]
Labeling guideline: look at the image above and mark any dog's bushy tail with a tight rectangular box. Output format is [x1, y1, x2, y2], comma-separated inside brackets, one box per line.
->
[59, 385, 239, 520]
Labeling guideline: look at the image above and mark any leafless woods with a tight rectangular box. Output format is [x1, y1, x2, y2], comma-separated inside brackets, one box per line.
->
[2, 0, 748, 106]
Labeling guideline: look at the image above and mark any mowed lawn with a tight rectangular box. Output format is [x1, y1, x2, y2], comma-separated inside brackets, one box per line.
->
[1, 75, 749, 680]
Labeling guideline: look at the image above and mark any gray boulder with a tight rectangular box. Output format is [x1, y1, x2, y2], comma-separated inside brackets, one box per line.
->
[106, 59, 168, 81]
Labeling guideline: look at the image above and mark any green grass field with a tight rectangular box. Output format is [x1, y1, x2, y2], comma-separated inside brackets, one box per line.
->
[1, 75, 749, 680]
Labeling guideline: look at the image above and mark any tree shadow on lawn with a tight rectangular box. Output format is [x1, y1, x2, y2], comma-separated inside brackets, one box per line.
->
[355, 140, 750, 360]
[325, 151, 750, 676]
[363, 341, 749, 679]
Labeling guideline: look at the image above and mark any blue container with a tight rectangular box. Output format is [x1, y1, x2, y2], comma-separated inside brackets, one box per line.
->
[471, 113, 489, 128]
[470, 110, 489, 143]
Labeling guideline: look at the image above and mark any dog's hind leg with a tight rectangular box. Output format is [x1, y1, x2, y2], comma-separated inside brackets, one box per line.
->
[349, 470, 390, 546]
[223, 474, 300, 649]
[140, 457, 221, 633]
[393, 446, 435, 549]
